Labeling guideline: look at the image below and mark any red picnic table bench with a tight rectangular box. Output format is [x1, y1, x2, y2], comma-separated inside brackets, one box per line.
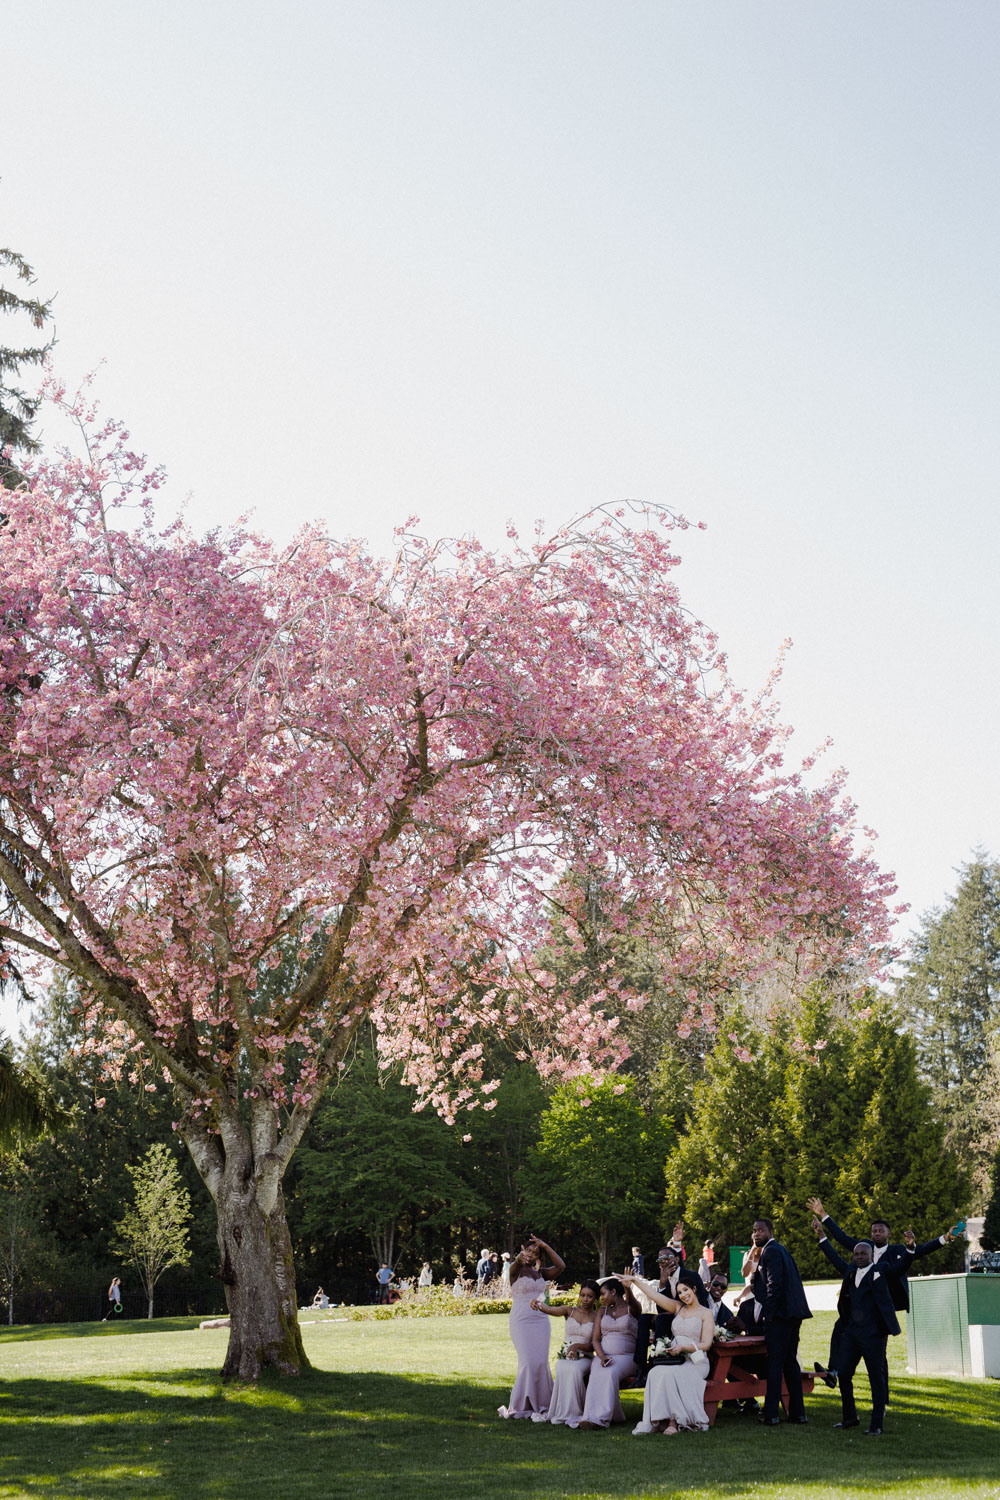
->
[703, 1334, 816, 1426]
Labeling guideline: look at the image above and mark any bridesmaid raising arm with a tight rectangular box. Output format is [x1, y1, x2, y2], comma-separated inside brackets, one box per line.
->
[499, 1234, 565, 1421]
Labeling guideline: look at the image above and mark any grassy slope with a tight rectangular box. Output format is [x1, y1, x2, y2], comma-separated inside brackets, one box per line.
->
[0, 1312, 997, 1499]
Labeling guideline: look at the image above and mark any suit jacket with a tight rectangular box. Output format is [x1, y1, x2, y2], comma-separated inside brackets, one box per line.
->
[751, 1238, 812, 1323]
[711, 1297, 738, 1331]
[819, 1238, 901, 1338]
[822, 1214, 944, 1313]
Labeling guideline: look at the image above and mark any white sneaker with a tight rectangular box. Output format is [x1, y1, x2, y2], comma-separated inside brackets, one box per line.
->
[632, 1421, 653, 1436]
[497, 1405, 509, 1419]
[530, 1412, 547, 1423]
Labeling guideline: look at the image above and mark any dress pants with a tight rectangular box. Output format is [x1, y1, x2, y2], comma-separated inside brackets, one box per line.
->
[633, 1313, 654, 1379]
[828, 1317, 845, 1372]
[839, 1327, 888, 1428]
[762, 1317, 805, 1421]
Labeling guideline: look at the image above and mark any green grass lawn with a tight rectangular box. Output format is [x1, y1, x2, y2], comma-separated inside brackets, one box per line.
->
[1, 1311, 998, 1499]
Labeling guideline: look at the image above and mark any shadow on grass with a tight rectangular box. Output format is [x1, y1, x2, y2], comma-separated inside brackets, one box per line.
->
[0, 1367, 998, 1499]
[0, 1318, 207, 1345]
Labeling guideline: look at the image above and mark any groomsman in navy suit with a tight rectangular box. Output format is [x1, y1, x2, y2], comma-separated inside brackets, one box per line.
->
[750, 1218, 812, 1426]
[810, 1217, 902, 1435]
[806, 1196, 955, 1395]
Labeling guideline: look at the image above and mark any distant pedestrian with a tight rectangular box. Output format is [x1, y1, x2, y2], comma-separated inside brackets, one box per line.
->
[418, 1262, 433, 1289]
[375, 1262, 394, 1303]
[500, 1252, 512, 1294]
[104, 1276, 122, 1319]
[630, 1246, 645, 1277]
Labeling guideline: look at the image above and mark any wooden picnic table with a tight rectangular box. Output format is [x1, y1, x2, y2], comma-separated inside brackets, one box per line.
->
[703, 1334, 816, 1426]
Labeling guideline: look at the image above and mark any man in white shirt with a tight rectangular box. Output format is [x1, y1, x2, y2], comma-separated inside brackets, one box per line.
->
[811, 1217, 901, 1435]
[806, 1195, 956, 1404]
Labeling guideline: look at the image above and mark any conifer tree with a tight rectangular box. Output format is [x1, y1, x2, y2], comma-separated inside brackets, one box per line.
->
[897, 856, 1000, 1199]
[662, 1017, 788, 1262]
[981, 1140, 1000, 1251]
[666, 997, 966, 1276]
[0, 245, 53, 483]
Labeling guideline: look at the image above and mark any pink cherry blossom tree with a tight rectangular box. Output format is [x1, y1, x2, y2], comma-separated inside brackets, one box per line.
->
[0, 385, 895, 1377]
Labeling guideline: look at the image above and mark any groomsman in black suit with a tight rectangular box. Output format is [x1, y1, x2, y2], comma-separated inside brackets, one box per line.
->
[707, 1271, 738, 1330]
[751, 1217, 812, 1426]
[806, 1196, 955, 1314]
[810, 1217, 902, 1435]
[806, 1196, 955, 1393]
[632, 1245, 709, 1383]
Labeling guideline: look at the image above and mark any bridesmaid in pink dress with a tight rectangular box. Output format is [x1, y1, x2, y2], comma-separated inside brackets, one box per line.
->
[498, 1235, 565, 1420]
[578, 1279, 638, 1429]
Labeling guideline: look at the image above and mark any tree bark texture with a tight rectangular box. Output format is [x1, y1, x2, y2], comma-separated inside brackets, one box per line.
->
[216, 1177, 308, 1381]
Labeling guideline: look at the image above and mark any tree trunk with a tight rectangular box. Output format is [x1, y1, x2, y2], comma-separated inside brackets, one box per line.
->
[217, 1176, 308, 1381]
[596, 1222, 609, 1278]
[147, 1297, 154, 1319]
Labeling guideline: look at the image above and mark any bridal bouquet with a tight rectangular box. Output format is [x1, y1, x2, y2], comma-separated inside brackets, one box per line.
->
[557, 1346, 594, 1360]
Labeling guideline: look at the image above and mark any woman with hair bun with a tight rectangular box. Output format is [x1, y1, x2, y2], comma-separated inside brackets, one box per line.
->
[531, 1278, 601, 1425]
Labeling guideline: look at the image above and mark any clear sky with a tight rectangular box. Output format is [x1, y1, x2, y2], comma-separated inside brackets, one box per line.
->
[3, 1, 998, 1033]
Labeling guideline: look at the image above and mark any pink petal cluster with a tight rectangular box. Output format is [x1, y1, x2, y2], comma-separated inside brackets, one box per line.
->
[0, 383, 896, 1158]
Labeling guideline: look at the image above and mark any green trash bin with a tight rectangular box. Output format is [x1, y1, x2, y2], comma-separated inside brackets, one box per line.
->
[907, 1273, 1000, 1377]
[730, 1245, 751, 1287]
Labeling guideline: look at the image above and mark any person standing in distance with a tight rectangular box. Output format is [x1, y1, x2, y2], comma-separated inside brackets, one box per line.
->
[104, 1276, 122, 1320]
[750, 1218, 811, 1426]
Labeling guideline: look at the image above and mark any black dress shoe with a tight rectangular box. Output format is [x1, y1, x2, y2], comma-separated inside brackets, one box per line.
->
[757, 1416, 781, 1426]
[787, 1416, 808, 1424]
[834, 1420, 860, 1429]
[814, 1361, 838, 1389]
[864, 1426, 883, 1437]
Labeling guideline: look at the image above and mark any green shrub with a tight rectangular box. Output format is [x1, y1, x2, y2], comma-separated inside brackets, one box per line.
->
[347, 1285, 512, 1320]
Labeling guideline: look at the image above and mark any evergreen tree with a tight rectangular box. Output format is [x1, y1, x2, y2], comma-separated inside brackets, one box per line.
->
[14, 982, 218, 1300]
[458, 1059, 547, 1256]
[0, 244, 54, 481]
[662, 1016, 788, 1267]
[981, 1140, 1000, 1252]
[666, 996, 966, 1277]
[897, 856, 1000, 1201]
[0, 1151, 59, 1324]
[0, 1038, 59, 1143]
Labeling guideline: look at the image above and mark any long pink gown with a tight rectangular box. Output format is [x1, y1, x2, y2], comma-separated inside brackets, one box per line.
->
[579, 1309, 637, 1428]
[632, 1311, 710, 1433]
[548, 1314, 595, 1425]
[500, 1270, 553, 1419]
